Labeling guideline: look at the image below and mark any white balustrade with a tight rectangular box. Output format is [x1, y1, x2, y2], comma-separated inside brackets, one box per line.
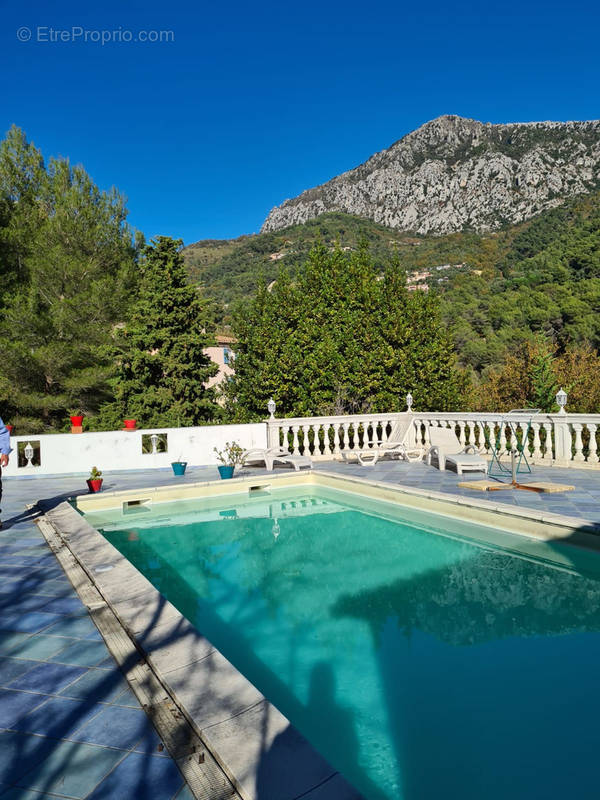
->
[5, 411, 600, 479]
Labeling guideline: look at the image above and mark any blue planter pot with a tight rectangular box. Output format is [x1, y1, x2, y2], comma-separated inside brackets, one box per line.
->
[218, 465, 235, 480]
[171, 461, 187, 476]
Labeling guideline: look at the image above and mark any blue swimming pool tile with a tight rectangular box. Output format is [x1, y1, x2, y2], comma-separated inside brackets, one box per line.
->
[58, 669, 129, 704]
[49, 641, 110, 668]
[14, 695, 105, 739]
[2, 635, 78, 662]
[132, 726, 169, 756]
[69, 705, 153, 751]
[0, 659, 39, 688]
[40, 616, 101, 641]
[8, 663, 87, 695]
[39, 598, 85, 616]
[0, 595, 52, 615]
[111, 687, 141, 708]
[0, 633, 32, 653]
[0, 787, 68, 799]
[15, 740, 126, 798]
[173, 784, 196, 800]
[0, 689, 48, 729]
[85, 751, 184, 800]
[0, 731, 57, 785]
[0, 613, 63, 635]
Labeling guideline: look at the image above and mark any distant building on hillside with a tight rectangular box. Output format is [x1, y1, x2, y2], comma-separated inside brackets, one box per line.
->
[205, 334, 236, 395]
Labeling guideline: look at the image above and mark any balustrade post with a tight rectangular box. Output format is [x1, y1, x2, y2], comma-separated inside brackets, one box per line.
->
[552, 415, 572, 465]
[267, 421, 280, 449]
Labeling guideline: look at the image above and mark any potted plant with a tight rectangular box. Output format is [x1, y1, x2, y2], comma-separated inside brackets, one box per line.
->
[213, 441, 245, 479]
[86, 466, 103, 493]
[123, 419, 137, 430]
[69, 411, 84, 432]
[171, 460, 187, 476]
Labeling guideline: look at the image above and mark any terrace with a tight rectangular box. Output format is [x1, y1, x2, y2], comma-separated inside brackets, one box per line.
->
[2, 398, 600, 799]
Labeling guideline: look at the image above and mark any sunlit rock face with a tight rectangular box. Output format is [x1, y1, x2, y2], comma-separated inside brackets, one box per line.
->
[262, 115, 600, 235]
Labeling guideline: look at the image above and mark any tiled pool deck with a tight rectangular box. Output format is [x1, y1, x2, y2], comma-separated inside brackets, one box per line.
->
[1, 460, 599, 798]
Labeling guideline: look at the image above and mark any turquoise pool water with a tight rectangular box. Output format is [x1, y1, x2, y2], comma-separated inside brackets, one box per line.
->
[86, 487, 600, 800]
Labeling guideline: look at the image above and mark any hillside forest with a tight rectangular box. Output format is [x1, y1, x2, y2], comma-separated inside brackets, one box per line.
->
[1, 126, 600, 433]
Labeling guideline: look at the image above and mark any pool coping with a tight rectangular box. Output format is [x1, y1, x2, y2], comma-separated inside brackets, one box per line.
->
[74, 469, 600, 547]
[41, 470, 600, 800]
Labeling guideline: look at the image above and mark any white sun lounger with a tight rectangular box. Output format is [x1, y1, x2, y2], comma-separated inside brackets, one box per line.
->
[340, 415, 425, 465]
[242, 447, 312, 471]
[426, 426, 487, 475]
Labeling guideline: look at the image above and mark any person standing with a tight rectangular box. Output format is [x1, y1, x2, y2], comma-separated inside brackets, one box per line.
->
[0, 417, 10, 530]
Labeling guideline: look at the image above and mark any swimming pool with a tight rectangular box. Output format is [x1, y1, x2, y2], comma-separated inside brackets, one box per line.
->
[84, 482, 600, 800]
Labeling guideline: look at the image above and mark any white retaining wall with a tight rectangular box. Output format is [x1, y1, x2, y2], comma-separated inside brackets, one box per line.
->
[3, 423, 268, 477]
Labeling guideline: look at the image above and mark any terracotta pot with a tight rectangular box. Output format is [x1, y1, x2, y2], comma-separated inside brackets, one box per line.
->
[86, 478, 103, 493]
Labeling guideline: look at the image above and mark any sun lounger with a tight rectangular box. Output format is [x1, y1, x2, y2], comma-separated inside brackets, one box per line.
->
[242, 447, 312, 471]
[426, 426, 487, 474]
[340, 415, 425, 466]
[242, 446, 290, 471]
[271, 453, 313, 471]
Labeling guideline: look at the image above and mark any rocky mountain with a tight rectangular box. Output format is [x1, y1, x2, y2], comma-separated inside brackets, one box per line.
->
[262, 115, 600, 235]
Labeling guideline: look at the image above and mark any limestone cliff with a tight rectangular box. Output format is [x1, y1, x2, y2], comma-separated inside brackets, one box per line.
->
[261, 115, 600, 235]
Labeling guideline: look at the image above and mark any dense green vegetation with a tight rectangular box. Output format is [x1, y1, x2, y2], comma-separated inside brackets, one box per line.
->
[183, 212, 495, 309]
[2, 124, 600, 432]
[185, 194, 600, 394]
[0, 128, 221, 433]
[0, 127, 139, 432]
[227, 243, 465, 419]
[92, 236, 219, 429]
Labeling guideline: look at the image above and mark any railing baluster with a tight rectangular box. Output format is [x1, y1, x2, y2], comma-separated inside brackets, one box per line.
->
[587, 424, 599, 463]
[572, 423, 585, 462]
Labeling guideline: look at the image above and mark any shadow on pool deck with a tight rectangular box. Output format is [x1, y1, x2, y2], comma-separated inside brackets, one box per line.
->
[0, 554, 197, 799]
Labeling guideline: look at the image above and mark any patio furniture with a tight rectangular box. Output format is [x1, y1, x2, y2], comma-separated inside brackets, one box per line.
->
[340, 416, 426, 466]
[340, 448, 381, 466]
[271, 453, 313, 471]
[242, 446, 290, 471]
[426, 426, 487, 475]
[242, 447, 312, 471]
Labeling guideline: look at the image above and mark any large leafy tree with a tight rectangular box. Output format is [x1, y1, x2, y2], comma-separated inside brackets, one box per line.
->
[100, 236, 219, 428]
[0, 127, 137, 431]
[227, 242, 465, 419]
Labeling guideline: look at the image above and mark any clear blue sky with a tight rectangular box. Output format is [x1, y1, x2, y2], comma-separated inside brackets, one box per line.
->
[1, 0, 599, 244]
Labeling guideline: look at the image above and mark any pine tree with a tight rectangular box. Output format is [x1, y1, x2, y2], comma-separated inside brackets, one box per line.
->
[104, 236, 219, 427]
[0, 131, 137, 432]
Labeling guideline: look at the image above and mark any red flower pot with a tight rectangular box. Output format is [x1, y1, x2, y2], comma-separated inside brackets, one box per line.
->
[70, 415, 84, 426]
[123, 419, 137, 430]
[86, 478, 103, 493]
[5, 424, 13, 435]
